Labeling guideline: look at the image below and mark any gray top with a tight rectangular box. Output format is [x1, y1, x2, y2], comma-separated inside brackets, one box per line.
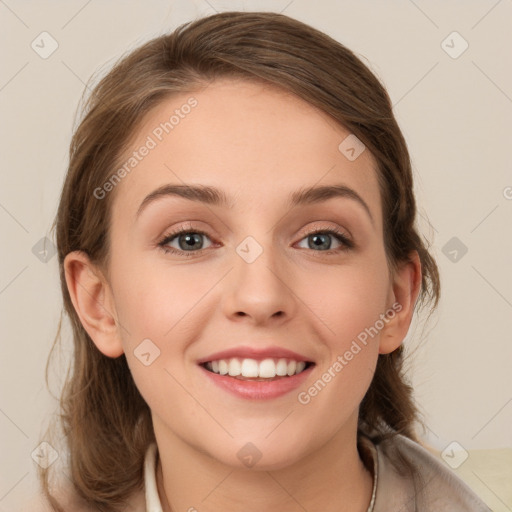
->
[358, 433, 492, 511]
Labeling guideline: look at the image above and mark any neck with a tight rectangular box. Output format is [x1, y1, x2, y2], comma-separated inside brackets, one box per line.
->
[154, 417, 374, 512]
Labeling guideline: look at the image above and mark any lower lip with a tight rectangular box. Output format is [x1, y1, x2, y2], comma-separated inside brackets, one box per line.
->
[199, 364, 314, 400]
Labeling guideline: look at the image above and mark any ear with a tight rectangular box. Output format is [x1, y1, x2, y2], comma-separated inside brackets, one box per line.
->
[63, 251, 124, 358]
[379, 251, 422, 355]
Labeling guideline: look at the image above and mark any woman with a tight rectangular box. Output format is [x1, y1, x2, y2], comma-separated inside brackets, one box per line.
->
[37, 11, 490, 512]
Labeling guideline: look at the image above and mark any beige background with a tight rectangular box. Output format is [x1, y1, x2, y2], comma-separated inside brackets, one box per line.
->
[0, 0, 511, 510]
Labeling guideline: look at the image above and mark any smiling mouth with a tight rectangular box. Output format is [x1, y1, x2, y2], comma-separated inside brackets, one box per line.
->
[200, 357, 315, 381]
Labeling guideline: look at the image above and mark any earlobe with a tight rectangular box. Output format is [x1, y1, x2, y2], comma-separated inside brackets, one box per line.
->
[64, 251, 124, 358]
[379, 251, 422, 355]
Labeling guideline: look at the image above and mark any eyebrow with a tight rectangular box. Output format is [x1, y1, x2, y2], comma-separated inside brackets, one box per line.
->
[136, 183, 374, 225]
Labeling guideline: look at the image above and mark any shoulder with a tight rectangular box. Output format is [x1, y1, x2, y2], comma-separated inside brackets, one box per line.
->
[362, 433, 492, 511]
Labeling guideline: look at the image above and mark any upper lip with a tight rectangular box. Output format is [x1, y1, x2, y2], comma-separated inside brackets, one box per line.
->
[197, 345, 314, 364]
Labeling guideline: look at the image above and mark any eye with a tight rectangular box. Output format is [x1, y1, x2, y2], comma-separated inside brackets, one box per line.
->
[296, 228, 353, 253]
[157, 225, 354, 258]
[158, 226, 214, 256]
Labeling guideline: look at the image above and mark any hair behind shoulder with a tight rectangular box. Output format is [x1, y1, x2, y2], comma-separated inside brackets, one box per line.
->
[39, 10, 440, 510]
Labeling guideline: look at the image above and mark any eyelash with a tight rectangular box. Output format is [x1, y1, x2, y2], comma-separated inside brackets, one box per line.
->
[157, 225, 354, 257]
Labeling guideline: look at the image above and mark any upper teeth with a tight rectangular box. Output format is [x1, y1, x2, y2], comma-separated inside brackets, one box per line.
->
[205, 358, 307, 378]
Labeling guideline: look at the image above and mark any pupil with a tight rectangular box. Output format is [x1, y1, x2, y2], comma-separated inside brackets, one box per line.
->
[180, 233, 202, 250]
[310, 233, 330, 250]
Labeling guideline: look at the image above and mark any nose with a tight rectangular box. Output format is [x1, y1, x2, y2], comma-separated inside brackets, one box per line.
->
[221, 240, 298, 326]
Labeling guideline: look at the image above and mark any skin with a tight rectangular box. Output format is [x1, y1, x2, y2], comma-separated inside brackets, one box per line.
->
[65, 78, 421, 512]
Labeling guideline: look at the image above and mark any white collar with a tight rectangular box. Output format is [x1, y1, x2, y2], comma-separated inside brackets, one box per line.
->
[144, 442, 163, 512]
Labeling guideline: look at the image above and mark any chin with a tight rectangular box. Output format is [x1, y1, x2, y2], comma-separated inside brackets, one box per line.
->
[208, 436, 312, 472]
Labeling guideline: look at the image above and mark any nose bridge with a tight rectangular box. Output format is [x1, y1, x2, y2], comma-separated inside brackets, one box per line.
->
[222, 232, 297, 323]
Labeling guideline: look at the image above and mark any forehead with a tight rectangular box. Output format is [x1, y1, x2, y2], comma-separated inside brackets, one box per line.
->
[110, 78, 381, 225]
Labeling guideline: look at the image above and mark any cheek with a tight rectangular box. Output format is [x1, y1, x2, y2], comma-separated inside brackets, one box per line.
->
[302, 255, 389, 343]
[109, 255, 216, 404]
[111, 254, 213, 343]
[297, 255, 388, 396]
[293, 270, 385, 434]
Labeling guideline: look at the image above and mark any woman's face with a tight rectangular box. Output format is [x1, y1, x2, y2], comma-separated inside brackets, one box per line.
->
[88, 79, 412, 469]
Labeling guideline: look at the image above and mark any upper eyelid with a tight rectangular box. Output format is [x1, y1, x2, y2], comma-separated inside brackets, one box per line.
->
[160, 223, 350, 239]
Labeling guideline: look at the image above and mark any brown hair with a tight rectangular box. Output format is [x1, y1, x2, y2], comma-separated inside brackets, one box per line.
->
[39, 10, 440, 511]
